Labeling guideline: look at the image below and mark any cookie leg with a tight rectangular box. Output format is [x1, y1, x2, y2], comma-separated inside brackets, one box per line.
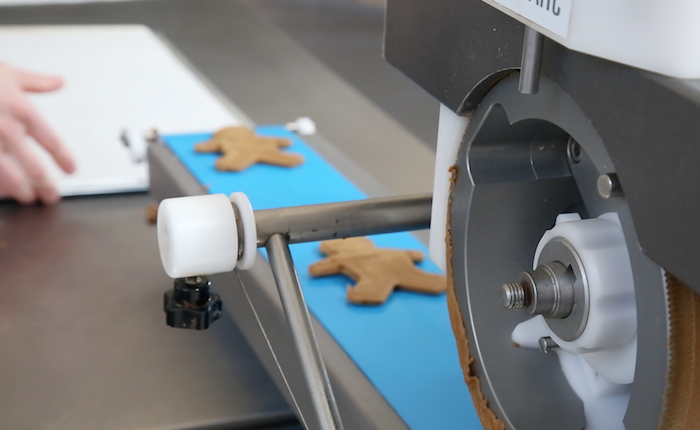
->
[216, 152, 256, 171]
[346, 277, 395, 305]
[308, 258, 342, 276]
[398, 269, 447, 294]
[257, 137, 293, 148]
[260, 151, 305, 168]
[195, 139, 222, 153]
[406, 250, 425, 262]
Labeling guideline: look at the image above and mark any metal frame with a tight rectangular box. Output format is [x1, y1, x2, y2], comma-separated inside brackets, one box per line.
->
[249, 194, 433, 429]
[150, 143, 411, 430]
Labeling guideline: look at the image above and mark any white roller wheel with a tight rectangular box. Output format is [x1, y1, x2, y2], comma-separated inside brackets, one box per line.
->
[157, 194, 239, 278]
[512, 211, 638, 430]
[229, 192, 257, 270]
[534, 212, 637, 356]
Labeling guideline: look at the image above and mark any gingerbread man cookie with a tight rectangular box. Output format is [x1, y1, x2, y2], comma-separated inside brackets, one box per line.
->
[195, 126, 304, 171]
[309, 237, 446, 305]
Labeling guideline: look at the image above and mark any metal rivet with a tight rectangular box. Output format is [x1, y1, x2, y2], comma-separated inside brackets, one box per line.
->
[539, 336, 560, 353]
[597, 173, 623, 199]
[567, 138, 583, 163]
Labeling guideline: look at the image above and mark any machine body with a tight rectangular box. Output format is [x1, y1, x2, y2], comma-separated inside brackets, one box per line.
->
[384, 0, 700, 428]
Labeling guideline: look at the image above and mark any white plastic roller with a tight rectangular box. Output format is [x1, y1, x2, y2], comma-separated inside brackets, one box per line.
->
[157, 192, 257, 278]
[511, 212, 637, 430]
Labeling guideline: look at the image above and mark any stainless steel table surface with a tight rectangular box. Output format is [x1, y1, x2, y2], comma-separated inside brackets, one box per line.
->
[0, 194, 297, 430]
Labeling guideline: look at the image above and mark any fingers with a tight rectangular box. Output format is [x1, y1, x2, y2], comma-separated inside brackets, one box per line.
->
[0, 62, 63, 93]
[34, 180, 60, 205]
[0, 152, 34, 204]
[0, 116, 46, 182]
[15, 68, 64, 93]
[0, 116, 60, 205]
[0, 63, 70, 205]
[27, 112, 75, 174]
[6, 90, 75, 174]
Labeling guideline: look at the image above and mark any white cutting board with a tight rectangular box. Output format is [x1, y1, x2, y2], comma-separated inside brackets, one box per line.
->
[0, 25, 242, 196]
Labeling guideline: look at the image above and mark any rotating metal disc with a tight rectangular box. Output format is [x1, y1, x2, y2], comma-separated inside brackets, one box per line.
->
[446, 74, 673, 429]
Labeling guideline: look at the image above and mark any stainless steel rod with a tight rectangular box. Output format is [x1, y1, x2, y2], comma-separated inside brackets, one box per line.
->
[519, 26, 544, 94]
[265, 234, 344, 430]
[255, 194, 432, 247]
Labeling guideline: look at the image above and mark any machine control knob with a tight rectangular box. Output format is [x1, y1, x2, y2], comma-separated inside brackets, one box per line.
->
[164, 276, 222, 330]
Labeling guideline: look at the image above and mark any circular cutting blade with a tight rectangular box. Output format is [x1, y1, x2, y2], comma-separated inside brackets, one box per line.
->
[446, 74, 673, 429]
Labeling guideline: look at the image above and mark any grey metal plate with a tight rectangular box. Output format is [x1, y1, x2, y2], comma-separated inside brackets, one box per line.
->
[384, 0, 700, 294]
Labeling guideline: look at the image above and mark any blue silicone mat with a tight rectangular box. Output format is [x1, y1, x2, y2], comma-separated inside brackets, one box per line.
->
[163, 125, 481, 430]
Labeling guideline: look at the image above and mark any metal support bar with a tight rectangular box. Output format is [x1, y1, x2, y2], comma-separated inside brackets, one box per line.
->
[265, 234, 344, 430]
[249, 194, 431, 429]
[255, 194, 432, 247]
[519, 26, 544, 94]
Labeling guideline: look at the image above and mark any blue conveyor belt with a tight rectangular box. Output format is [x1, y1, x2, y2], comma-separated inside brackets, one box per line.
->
[163, 126, 481, 430]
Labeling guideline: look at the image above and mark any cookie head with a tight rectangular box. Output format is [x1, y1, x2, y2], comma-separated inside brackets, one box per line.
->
[319, 237, 376, 255]
[212, 126, 256, 141]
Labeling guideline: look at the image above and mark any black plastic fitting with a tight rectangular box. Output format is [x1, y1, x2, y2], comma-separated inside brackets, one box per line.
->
[164, 276, 222, 330]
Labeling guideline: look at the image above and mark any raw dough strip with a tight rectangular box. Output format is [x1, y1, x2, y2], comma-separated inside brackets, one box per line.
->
[445, 165, 506, 430]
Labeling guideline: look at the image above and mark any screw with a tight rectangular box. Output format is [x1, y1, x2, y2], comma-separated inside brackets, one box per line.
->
[500, 262, 575, 318]
[539, 336, 560, 353]
[597, 173, 623, 199]
[501, 282, 526, 309]
[567, 138, 583, 163]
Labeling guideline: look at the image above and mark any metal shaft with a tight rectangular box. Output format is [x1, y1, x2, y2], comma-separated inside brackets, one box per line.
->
[255, 194, 432, 247]
[519, 26, 544, 94]
[266, 234, 343, 430]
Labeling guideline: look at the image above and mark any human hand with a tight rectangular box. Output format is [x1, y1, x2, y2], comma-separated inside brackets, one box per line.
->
[0, 62, 76, 205]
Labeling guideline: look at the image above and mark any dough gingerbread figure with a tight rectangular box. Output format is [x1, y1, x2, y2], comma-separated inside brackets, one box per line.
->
[309, 237, 446, 305]
[195, 126, 304, 171]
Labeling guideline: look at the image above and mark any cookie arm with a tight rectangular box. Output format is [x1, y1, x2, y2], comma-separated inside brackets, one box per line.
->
[406, 250, 425, 262]
[256, 137, 292, 147]
[216, 150, 256, 172]
[309, 258, 342, 276]
[346, 276, 396, 305]
[195, 139, 222, 153]
[398, 269, 447, 294]
[259, 151, 305, 168]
